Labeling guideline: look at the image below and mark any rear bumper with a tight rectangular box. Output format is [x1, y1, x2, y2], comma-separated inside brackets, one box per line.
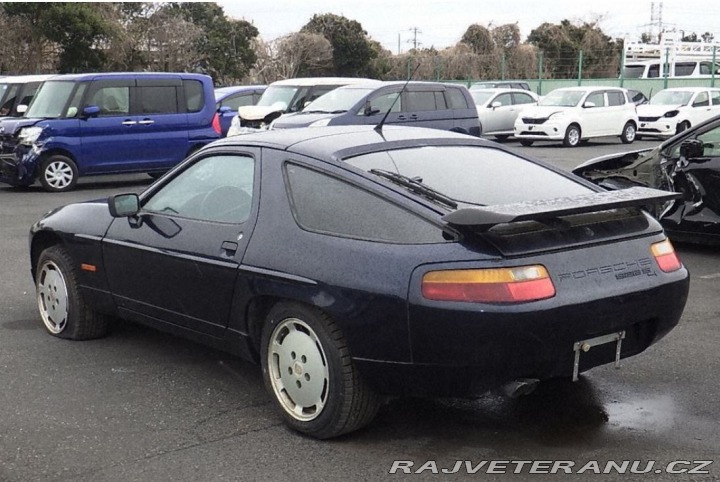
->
[355, 273, 688, 397]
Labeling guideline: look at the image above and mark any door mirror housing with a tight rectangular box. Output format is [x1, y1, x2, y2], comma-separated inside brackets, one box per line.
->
[490, 101, 502, 108]
[583, 101, 596, 108]
[16, 104, 27, 114]
[108, 193, 140, 218]
[83, 105, 101, 118]
[679, 139, 705, 159]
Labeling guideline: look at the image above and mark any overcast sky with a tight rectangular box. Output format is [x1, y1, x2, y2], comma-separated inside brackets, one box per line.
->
[218, 0, 720, 53]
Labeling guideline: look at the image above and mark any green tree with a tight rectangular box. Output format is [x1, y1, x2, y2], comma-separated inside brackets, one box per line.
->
[2, 2, 110, 72]
[167, 2, 258, 84]
[301, 13, 377, 76]
[527, 20, 620, 78]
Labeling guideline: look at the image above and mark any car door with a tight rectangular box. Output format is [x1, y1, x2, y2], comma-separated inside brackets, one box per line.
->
[80, 78, 140, 173]
[483, 92, 514, 133]
[102, 150, 259, 337]
[710, 90, 720, 120]
[580, 91, 608, 137]
[134, 78, 189, 169]
[689, 91, 712, 125]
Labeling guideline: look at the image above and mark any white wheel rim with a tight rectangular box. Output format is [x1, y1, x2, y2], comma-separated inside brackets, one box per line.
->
[44, 161, 74, 189]
[568, 128, 580, 145]
[625, 124, 636, 141]
[267, 318, 329, 421]
[37, 261, 69, 334]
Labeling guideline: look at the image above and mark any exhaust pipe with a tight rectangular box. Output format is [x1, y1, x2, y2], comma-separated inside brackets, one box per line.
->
[503, 378, 540, 398]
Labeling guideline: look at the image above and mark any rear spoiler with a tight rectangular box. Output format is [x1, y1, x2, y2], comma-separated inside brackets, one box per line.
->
[442, 187, 681, 231]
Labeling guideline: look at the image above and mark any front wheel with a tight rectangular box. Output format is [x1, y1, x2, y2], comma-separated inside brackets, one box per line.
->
[676, 121, 691, 135]
[620, 122, 637, 144]
[39, 155, 78, 192]
[261, 302, 380, 439]
[563, 125, 581, 147]
[36, 246, 109, 339]
[519, 139, 534, 147]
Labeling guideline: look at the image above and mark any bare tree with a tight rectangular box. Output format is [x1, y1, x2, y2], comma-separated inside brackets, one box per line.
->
[146, 9, 203, 72]
[275, 32, 333, 78]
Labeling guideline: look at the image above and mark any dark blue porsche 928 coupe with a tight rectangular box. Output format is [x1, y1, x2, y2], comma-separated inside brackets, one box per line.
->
[29, 125, 689, 438]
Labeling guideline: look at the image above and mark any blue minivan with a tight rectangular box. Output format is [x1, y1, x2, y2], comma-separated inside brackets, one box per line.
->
[0, 72, 219, 192]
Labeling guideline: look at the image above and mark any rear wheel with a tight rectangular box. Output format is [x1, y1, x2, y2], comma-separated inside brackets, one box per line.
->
[38, 155, 78, 192]
[563, 124, 581, 147]
[494, 135, 510, 142]
[620, 121, 637, 144]
[36, 246, 109, 340]
[261, 302, 380, 439]
[519, 139, 534, 147]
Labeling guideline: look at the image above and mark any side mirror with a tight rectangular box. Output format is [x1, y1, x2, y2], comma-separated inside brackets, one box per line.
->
[364, 104, 380, 116]
[108, 193, 140, 218]
[679, 139, 704, 159]
[218, 106, 232, 114]
[83, 105, 101, 118]
[583, 101, 596, 108]
[490, 101, 502, 108]
[16, 104, 27, 114]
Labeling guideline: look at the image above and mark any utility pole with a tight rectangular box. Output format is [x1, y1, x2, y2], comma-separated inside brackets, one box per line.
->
[407, 27, 422, 50]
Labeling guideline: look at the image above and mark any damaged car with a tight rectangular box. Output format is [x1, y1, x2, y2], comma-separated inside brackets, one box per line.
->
[573, 114, 720, 244]
[226, 77, 375, 136]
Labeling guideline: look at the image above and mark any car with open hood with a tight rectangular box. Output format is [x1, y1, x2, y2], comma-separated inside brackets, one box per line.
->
[573, 113, 720, 244]
[214, 84, 266, 136]
[30, 125, 688, 438]
[226, 77, 373, 136]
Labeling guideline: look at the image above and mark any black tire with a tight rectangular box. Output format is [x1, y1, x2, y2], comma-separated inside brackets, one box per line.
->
[620, 121, 637, 144]
[494, 135, 510, 142]
[563, 124, 581, 147]
[35, 245, 109, 340]
[38, 155, 78, 192]
[260, 302, 380, 439]
[676, 121, 690, 135]
[519, 139, 534, 147]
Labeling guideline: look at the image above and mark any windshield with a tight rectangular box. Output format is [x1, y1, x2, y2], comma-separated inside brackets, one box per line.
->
[539, 90, 585, 107]
[345, 145, 591, 206]
[304, 88, 374, 112]
[25, 81, 76, 118]
[622, 65, 646, 78]
[256, 85, 300, 110]
[469, 91, 494, 105]
[649, 90, 693, 106]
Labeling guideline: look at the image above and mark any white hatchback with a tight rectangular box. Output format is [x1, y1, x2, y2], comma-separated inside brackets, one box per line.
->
[469, 88, 538, 141]
[514, 87, 639, 147]
[637, 87, 720, 138]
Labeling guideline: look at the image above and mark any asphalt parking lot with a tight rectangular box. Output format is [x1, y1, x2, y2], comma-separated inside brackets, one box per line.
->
[1, 137, 719, 481]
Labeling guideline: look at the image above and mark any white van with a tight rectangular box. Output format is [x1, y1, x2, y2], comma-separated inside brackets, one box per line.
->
[622, 59, 720, 79]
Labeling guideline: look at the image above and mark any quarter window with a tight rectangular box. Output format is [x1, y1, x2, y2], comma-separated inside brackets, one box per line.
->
[144, 154, 255, 224]
[285, 163, 447, 244]
[446, 88, 469, 109]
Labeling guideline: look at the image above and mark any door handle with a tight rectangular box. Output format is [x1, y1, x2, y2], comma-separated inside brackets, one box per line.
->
[121, 120, 137, 126]
[138, 119, 155, 125]
[221, 241, 238, 255]
[398, 115, 407, 120]
[409, 114, 418, 120]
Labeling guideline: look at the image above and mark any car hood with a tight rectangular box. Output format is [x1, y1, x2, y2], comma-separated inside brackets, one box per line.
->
[518, 105, 571, 118]
[273, 112, 338, 129]
[236, 105, 284, 121]
[0, 117, 41, 135]
[572, 147, 662, 190]
[637, 104, 683, 116]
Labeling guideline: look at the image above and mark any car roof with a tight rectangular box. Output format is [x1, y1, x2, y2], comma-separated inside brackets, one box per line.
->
[211, 125, 490, 161]
[269, 77, 376, 87]
[43, 72, 211, 82]
[657, 87, 720, 92]
[551, 86, 627, 92]
[469, 88, 534, 93]
[0, 74, 57, 84]
[214, 85, 266, 100]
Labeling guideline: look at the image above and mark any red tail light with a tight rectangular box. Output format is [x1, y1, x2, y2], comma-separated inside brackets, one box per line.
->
[651, 239, 682, 272]
[212, 113, 221, 134]
[422, 266, 555, 303]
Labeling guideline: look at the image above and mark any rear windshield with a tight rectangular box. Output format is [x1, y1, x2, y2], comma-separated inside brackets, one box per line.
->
[345, 145, 591, 206]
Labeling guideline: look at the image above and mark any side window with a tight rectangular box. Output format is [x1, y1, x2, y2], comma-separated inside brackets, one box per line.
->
[585, 92, 605, 107]
[512, 93, 536, 105]
[183, 80, 204, 113]
[700, 62, 720, 75]
[711, 91, 720, 106]
[138, 86, 179, 114]
[607, 91, 625, 106]
[446, 88, 469, 109]
[674, 62, 696, 76]
[285, 163, 446, 244]
[144, 154, 255, 224]
[693, 92, 709, 107]
[0, 84, 19, 115]
[369, 91, 401, 113]
[89, 86, 130, 116]
[222, 93, 255, 110]
[648, 64, 660, 78]
[434, 91, 447, 109]
[405, 91, 438, 111]
[287, 86, 313, 112]
[494, 93, 512, 106]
